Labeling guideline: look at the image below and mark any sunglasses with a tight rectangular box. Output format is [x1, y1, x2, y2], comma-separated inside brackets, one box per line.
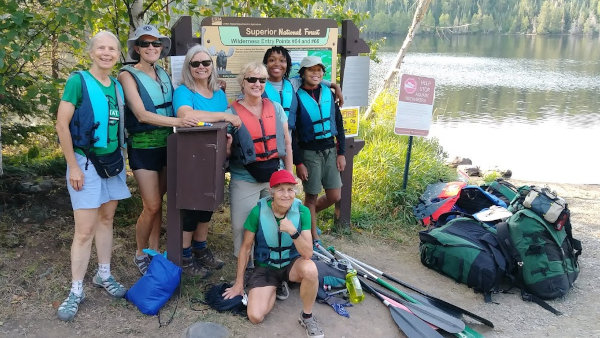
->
[137, 40, 162, 48]
[244, 77, 267, 84]
[189, 60, 213, 68]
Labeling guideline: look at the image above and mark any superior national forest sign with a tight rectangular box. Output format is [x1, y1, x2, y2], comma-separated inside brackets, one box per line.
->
[200, 16, 339, 102]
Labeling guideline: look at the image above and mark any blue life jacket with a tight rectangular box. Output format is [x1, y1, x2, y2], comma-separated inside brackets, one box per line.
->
[262, 79, 298, 129]
[295, 84, 337, 143]
[254, 197, 302, 269]
[120, 65, 174, 135]
[229, 99, 287, 166]
[69, 71, 125, 150]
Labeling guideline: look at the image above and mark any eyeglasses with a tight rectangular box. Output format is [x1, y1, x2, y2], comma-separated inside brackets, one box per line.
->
[137, 40, 162, 48]
[189, 60, 213, 68]
[273, 187, 297, 195]
[244, 77, 267, 84]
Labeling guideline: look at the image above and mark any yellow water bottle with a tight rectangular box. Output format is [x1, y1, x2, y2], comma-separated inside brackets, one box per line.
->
[345, 264, 365, 304]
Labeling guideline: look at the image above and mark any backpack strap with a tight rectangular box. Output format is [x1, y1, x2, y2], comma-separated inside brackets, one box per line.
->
[496, 222, 563, 316]
[435, 211, 475, 226]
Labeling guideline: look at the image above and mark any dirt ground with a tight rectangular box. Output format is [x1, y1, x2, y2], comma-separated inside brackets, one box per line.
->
[0, 179, 599, 338]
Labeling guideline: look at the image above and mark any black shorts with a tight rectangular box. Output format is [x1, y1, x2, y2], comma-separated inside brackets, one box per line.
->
[181, 209, 214, 232]
[246, 256, 300, 290]
[128, 147, 167, 172]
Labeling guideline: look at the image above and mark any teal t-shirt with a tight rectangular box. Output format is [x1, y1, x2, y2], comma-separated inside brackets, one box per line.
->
[243, 200, 311, 233]
[62, 71, 120, 155]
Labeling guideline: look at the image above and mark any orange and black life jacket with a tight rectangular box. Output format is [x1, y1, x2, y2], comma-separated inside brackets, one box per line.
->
[230, 98, 286, 165]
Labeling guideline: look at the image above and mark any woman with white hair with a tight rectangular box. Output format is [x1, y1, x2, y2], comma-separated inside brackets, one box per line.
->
[227, 61, 293, 260]
[172, 45, 241, 277]
[55, 30, 130, 321]
[118, 24, 198, 276]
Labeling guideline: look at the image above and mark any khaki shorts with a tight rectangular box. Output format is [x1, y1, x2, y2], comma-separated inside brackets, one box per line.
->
[302, 148, 342, 195]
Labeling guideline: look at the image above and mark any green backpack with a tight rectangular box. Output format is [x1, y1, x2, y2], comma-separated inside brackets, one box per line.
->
[496, 207, 581, 314]
[419, 213, 508, 302]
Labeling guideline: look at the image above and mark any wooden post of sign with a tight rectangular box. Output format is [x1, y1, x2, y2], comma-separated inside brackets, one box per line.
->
[170, 16, 201, 56]
[334, 20, 369, 229]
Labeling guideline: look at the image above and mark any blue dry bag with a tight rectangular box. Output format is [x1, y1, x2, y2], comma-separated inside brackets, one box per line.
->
[125, 254, 182, 315]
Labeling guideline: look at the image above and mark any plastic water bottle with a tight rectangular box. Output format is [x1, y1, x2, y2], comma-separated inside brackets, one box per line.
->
[345, 266, 365, 304]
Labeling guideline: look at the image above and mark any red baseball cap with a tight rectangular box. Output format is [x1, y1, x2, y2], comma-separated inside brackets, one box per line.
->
[269, 170, 297, 188]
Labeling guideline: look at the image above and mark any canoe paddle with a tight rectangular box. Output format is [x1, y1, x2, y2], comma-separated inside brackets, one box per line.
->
[332, 249, 483, 338]
[334, 249, 494, 328]
[360, 278, 443, 338]
[314, 249, 464, 333]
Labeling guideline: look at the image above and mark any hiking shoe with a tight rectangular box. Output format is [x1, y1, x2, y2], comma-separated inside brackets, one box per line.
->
[57, 291, 85, 321]
[276, 281, 289, 300]
[299, 313, 324, 338]
[134, 255, 151, 275]
[92, 274, 127, 298]
[193, 247, 225, 270]
[182, 256, 212, 278]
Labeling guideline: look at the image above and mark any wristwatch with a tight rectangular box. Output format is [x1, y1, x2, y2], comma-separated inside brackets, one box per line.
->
[290, 230, 301, 239]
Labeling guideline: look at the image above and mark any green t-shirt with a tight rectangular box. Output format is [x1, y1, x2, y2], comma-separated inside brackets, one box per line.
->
[244, 200, 312, 233]
[62, 71, 120, 155]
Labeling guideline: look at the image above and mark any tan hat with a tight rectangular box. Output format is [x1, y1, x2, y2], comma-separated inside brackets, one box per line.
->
[298, 56, 325, 71]
[127, 24, 171, 61]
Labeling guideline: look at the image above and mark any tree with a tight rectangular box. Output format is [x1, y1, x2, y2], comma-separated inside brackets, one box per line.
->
[364, 0, 432, 119]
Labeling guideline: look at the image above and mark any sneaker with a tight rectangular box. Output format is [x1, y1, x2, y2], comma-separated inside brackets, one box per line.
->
[193, 247, 225, 270]
[92, 274, 127, 298]
[276, 281, 289, 300]
[182, 256, 212, 278]
[299, 313, 324, 338]
[134, 255, 151, 275]
[57, 291, 85, 321]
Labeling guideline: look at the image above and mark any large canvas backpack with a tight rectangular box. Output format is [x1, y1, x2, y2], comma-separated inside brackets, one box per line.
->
[497, 208, 581, 300]
[419, 213, 508, 301]
[481, 178, 519, 205]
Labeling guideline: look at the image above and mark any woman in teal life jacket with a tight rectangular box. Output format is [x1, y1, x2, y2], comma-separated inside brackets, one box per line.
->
[172, 45, 242, 277]
[227, 61, 293, 260]
[261, 46, 344, 127]
[55, 31, 130, 321]
[118, 25, 197, 276]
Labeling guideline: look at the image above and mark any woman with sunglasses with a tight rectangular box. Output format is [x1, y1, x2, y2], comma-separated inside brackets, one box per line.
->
[227, 61, 293, 261]
[118, 25, 197, 276]
[55, 31, 130, 321]
[172, 45, 241, 277]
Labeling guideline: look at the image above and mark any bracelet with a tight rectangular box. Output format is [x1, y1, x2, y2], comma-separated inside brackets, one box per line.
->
[290, 230, 301, 239]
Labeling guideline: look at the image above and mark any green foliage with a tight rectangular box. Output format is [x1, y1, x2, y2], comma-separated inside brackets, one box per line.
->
[354, 0, 600, 34]
[2, 124, 65, 176]
[0, 0, 93, 123]
[351, 90, 454, 231]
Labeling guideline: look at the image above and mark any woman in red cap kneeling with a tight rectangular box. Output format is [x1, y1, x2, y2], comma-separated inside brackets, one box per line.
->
[223, 170, 324, 338]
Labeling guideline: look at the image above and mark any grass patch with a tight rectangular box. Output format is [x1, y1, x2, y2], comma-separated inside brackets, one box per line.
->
[349, 90, 455, 238]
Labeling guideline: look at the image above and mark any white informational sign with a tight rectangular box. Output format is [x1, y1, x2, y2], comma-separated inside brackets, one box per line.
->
[341, 56, 369, 107]
[170, 55, 186, 89]
[394, 74, 436, 136]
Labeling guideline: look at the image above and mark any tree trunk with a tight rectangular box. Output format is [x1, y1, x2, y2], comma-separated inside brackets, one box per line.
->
[364, 0, 432, 119]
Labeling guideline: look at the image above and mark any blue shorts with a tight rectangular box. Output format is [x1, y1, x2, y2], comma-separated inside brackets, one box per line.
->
[67, 152, 131, 210]
[128, 147, 167, 172]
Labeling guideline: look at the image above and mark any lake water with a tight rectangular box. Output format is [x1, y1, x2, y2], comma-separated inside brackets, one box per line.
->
[369, 35, 600, 184]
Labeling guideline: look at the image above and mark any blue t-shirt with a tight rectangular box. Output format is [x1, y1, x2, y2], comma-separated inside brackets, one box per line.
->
[173, 85, 228, 114]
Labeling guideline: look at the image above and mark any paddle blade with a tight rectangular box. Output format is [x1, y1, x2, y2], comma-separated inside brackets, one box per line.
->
[388, 304, 444, 338]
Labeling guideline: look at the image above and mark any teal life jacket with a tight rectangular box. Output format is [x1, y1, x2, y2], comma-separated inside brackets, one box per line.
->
[69, 71, 125, 150]
[254, 197, 302, 269]
[295, 83, 337, 143]
[262, 79, 297, 129]
[229, 99, 287, 166]
[120, 65, 174, 135]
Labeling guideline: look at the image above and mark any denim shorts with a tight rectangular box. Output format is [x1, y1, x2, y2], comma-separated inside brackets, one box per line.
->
[67, 152, 131, 210]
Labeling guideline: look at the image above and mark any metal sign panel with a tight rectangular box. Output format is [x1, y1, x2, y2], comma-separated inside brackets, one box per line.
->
[394, 74, 436, 136]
